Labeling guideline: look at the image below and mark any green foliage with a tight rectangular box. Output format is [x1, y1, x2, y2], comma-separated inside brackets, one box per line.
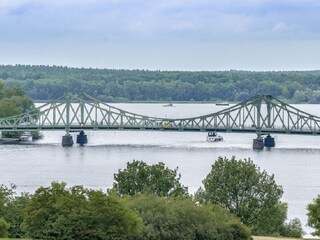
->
[125, 194, 251, 240]
[2, 65, 320, 102]
[113, 160, 188, 197]
[0, 84, 34, 118]
[0, 184, 29, 238]
[0, 83, 38, 138]
[4, 193, 31, 238]
[22, 182, 142, 240]
[0, 184, 16, 217]
[307, 195, 320, 237]
[280, 218, 304, 238]
[0, 218, 9, 238]
[196, 156, 286, 235]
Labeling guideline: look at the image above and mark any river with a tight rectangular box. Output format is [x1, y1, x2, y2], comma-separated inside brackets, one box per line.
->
[1, 103, 320, 237]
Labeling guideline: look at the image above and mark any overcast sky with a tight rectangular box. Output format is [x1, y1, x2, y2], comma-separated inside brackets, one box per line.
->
[0, 0, 319, 71]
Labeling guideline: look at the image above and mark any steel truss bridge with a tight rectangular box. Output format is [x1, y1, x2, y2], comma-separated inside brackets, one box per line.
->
[0, 93, 320, 136]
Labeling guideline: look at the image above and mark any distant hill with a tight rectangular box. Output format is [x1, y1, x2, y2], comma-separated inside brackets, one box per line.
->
[0, 65, 320, 103]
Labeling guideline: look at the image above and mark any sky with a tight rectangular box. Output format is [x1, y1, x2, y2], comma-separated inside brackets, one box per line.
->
[0, 0, 320, 71]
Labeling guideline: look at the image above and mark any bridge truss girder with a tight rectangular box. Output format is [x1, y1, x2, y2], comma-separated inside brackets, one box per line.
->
[1, 94, 320, 135]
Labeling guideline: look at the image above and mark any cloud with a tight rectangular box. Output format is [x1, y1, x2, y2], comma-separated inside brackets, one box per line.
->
[1, 0, 320, 42]
[1, 0, 320, 70]
[272, 22, 291, 32]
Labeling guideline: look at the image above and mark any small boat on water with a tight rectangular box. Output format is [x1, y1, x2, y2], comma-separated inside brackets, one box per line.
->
[163, 103, 174, 107]
[206, 132, 223, 142]
[20, 132, 33, 142]
[215, 102, 229, 106]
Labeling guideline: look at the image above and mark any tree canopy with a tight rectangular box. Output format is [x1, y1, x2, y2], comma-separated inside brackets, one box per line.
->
[196, 156, 293, 236]
[0, 83, 37, 138]
[113, 160, 188, 197]
[0, 82, 35, 118]
[125, 194, 251, 240]
[307, 195, 320, 237]
[22, 182, 142, 240]
[1, 64, 320, 103]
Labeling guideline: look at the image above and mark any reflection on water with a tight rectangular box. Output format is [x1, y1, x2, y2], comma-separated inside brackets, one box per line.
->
[2, 103, 320, 237]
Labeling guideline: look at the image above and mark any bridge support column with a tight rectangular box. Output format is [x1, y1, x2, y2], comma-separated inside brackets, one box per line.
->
[62, 133, 73, 147]
[253, 137, 264, 150]
[76, 131, 88, 145]
[264, 134, 275, 148]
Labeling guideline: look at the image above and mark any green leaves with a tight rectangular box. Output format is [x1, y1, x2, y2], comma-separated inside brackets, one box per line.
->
[307, 195, 320, 237]
[22, 182, 142, 240]
[0, 217, 10, 238]
[113, 160, 188, 197]
[126, 194, 251, 240]
[197, 156, 285, 235]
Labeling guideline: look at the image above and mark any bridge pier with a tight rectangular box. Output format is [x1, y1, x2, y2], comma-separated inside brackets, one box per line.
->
[76, 131, 88, 145]
[62, 133, 74, 147]
[264, 134, 275, 148]
[253, 137, 264, 150]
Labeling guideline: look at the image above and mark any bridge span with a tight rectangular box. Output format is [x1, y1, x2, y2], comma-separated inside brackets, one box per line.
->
[0, 93, 320, 149]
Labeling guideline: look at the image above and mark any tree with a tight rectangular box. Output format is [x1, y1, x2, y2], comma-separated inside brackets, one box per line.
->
[280, 218, 304, 238]
[307, 195, 320, 237]
[4, 193, 31, 238]
[0, 83, 38, 138]
[22, 182, 142, 240]
[0, 218, 9, 238]
[0, 183, 15, 217]
[113, 160, 188, 197]
[196, 156, 286, 235]
[125, 194, 251, 240]
[0, 184, 30, 238]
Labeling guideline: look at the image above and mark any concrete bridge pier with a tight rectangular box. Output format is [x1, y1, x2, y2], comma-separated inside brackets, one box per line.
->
[76, 130, 88, 145]
[62, 132, 74, 147]
[253, 137, 264, 150]
[264, 134, 275, 148]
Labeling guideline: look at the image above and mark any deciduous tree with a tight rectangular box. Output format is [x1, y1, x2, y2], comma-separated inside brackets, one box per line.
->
[113, 160, 188, 197]
[125, 194, 251, 240]
[22, 182, 142, 240]
[307, 195, 320, 237]
[196, 156, 286, 235]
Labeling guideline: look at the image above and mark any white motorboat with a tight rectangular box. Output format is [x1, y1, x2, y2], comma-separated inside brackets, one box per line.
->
[206, 132, 223, 142]
[20, 132, 33, 142]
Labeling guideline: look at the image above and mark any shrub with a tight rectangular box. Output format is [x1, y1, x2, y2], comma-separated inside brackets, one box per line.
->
[0, 217, 10, 238]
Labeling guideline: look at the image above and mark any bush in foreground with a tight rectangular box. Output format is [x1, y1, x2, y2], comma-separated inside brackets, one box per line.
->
[22, 182, 142, 240]
[0, 217, 9, 238]
[125, 194, 251, 240]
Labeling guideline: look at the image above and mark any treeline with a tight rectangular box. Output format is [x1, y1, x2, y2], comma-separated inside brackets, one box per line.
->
[0, 158, 305, 240]
[1, 65, 320, 103]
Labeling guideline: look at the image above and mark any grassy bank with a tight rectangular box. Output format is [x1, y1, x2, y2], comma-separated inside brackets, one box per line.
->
[253, 237, 319, 240]
[0, 238, 318, 240]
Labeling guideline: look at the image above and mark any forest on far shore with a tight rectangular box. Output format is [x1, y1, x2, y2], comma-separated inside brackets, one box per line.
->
[0, 65, 320, 103]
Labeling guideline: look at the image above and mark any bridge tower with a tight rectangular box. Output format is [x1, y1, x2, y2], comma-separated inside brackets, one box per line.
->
[62, 94, 74, 147]
[252, 96, 264, 150]
[252, 95, 276, 150]
[76, 99, 88, 145]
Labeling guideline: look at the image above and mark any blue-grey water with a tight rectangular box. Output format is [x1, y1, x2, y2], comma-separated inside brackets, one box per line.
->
[1, 103, 320, 237]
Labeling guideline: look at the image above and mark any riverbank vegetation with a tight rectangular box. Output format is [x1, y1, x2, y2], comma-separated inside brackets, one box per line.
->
[1, 65, 320, 103]
[0, 157, 309, 239]
[0, 83, 38, 139]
